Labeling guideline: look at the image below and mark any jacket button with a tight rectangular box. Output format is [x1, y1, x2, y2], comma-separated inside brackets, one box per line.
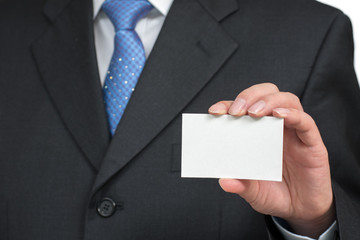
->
[97, 198, 116, 217]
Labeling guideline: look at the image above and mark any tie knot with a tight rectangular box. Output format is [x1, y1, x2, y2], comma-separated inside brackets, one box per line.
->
[102, 0, 153, 31]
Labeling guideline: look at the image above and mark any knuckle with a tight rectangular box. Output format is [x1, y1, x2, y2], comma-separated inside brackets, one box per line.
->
[306, 113, 316, 126]
[284, 92, 300, 104]
[263, 82, 279, 92]
[236, 83, 280, 101]
[236, 88, 251, 100]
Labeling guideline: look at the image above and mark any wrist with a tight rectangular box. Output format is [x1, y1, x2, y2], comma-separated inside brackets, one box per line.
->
[286, 203, 336, 238]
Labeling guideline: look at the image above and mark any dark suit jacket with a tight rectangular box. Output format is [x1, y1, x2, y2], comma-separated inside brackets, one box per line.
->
[1, 0, 359, 239]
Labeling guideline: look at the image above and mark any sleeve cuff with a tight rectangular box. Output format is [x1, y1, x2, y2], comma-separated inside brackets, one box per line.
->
[271, 216, 337, 240]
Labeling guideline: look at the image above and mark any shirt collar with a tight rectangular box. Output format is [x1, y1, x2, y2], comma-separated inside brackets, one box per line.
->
[93, 0, 173, 19]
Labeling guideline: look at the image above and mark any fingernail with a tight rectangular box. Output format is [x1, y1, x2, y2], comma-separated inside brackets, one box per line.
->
[248, 100, 266, 114]
[209, 103, 227, 114]
[273, 108, 290, 117]
[228, 98, 246, 115]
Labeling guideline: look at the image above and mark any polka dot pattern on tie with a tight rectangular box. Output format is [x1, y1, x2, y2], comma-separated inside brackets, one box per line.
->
[102, 0, 153, 135]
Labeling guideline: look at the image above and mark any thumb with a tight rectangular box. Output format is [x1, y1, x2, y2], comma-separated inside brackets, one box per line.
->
[219, 178, 259, 204]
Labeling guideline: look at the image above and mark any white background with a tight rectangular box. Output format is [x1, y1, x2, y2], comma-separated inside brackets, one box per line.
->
[317, 0, 360, 84]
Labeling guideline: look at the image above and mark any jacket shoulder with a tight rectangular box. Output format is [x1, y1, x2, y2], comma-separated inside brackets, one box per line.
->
[239, 0, 345, 27]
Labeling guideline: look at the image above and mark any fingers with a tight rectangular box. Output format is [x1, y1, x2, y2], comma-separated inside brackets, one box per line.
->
[273, 108, 323, 147]
[208, 101, 233, 115]
[247, 92, 303, 117]
[209, 83, 303, 117]
[229, 83, 279, 116]
[208, 82, 324, 148]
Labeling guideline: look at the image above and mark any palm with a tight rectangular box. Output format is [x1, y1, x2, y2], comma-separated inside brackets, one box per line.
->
[246, 128, 331, 221]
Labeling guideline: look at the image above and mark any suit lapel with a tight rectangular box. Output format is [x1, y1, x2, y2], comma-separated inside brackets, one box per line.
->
[31, 0, 110, 170]
[91, 0, 239, 193]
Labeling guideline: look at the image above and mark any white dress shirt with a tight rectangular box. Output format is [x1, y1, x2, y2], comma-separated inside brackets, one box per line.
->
[92, 0, 336, 239]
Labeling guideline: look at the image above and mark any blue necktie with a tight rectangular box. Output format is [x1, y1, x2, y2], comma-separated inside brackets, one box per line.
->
[102, 0, 153, 135]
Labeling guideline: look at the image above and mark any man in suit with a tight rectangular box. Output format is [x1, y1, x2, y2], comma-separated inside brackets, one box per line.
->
[0, 0, 359, 239]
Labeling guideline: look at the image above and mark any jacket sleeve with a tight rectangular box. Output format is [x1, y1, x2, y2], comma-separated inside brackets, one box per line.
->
[298, 12, 360, 240]
[267, 12, 360, 240]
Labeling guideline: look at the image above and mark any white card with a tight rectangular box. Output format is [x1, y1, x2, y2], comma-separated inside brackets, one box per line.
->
[181, 114, 283, 181]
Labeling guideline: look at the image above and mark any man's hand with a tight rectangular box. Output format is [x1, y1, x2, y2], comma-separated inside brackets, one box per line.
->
[208, 83, 335, 238]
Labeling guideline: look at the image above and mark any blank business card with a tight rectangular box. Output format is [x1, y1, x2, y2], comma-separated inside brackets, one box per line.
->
[181, 114, 283, 181]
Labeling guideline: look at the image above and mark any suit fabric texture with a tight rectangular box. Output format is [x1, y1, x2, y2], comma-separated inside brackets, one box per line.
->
[0, 0, 359, 239]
